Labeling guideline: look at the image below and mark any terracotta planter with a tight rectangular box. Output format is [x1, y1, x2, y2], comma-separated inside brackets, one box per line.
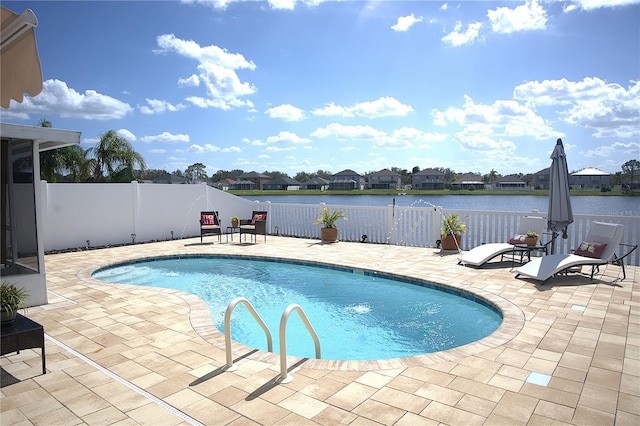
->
[441, 234, 462, 251]
[320, 227, 338, 243]
[525, 237, 538, 247]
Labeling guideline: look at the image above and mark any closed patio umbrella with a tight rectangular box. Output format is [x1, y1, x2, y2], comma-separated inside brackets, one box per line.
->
[548, 138, 574, 254]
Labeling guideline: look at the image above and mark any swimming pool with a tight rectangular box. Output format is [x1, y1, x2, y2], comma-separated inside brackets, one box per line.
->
[93, 255, 502, 361]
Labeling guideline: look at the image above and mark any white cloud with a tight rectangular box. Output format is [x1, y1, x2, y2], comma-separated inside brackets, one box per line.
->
[155, 34, 256, 110]
[222, 146, 242, 152]
[311, 102, 352, 117]
[266, 145, 296, 152]
[432, 95, 558, 150]
[116, 129, 136, 142]
[182, 0, 327, 10]
[140, 132, 190, 143]
[265, 104, 306, 121]
[185, 96, 253, 110]
[487, 0, 547, 34]
[392, 127, 448, 145]
[311, 123, 441, 149]
[269, 0, 297, 9]
[266, 131, 311, 144]
[569, 0, 640, 11]
[149, 149, 167, 154]
[584, 141, 640, 157]
[514, 78, 640, 138]
[311, 123, 387, 141]
[442, 22, 483, 46]
[139, 98, 186, 114]
[311, 97, 413, 118]
[391, 14, 423, 32]
[6, 79, 133, 120]
[187, 143, 221, 153]
[242, 137, 267, 146]
[178, 74, 200, 87]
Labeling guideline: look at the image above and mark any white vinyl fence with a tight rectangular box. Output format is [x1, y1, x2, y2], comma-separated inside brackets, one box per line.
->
[41, 182, 639, 266]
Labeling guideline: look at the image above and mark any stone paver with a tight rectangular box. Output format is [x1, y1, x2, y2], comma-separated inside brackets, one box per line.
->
[1, 236, 637, 425]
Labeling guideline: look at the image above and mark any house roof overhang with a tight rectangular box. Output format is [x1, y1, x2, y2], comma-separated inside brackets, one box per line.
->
[1, 123, 81, 151]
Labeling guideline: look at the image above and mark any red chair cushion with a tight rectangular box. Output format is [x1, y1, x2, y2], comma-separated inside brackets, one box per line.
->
[575, 241, 607, 259]
[201, 214, 218, 226]
[508, 234, 527, 245]
[251, 213, 266, 225]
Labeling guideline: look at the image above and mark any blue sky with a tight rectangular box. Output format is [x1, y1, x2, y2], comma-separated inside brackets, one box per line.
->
[1, 0, 638, 178]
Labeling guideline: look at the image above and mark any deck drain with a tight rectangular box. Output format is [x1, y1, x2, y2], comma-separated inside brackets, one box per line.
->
[526, 371, 551, 387]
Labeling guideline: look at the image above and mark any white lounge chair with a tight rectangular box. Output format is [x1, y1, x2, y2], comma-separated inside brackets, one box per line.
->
[515, 221, 624, 282]
[459, 216, 548, 267]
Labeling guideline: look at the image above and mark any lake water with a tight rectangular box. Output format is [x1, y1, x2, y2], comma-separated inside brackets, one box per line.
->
[242, 194, 639, 216]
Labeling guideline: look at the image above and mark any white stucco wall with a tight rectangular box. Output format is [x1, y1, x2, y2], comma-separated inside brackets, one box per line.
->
[40, 182, 258, 251]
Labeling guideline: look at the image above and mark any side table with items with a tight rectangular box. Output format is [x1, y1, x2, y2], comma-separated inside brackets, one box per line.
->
[1, 313, 46, 375]
[226, 226, 240, 242]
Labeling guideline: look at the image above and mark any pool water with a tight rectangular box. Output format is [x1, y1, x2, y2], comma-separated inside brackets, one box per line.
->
[93, 256, 502, 360]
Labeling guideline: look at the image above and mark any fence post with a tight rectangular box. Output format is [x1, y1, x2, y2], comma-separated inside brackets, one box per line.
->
[387, 204, 397, 245]
[433, 206, 443, 247]
[131, 181, 140, 242]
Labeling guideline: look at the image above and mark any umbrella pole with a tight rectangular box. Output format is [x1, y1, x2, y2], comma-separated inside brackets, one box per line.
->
[551, 231, 559, 254]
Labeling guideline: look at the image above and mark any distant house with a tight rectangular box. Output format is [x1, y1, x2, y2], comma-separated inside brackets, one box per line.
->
[238, 171, 271, 190]
[329, 169, 365, 190]
[570, 168, 611, 189]
[211, 178, 235, 191]
[151, 173, 188, 184]
[367, 169, 401, 190]
[451, 173, 484, 190]
[232, 180, 257, 190]
[263, 176, 302, 190]
[532, 168, 550, 189]
[492, 175, 528, 190]
[302, 177, 330, 190]
[412, 168, 445, 190]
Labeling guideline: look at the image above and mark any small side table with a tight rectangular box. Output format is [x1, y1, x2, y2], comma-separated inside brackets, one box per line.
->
[1, 313, 46, 375]
[511, 244, 548, 269]
[226, 226, 240, 242]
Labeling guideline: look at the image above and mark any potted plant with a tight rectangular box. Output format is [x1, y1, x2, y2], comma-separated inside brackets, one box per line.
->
[1, 282, 29, 325]
[230, 216, 240, 227]
[525, 230, 539, 247]
[314, 207, 347, 243]
[441, 213, 466, 250]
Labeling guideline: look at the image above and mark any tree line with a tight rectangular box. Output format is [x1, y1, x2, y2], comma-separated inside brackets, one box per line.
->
[37, 122, 640, 188]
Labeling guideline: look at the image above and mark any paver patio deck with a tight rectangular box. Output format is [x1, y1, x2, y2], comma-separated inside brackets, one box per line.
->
[1, 236, 638, 425]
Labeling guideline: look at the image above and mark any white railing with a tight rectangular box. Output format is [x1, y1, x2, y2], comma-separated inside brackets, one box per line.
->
[40, 182, 640, 266]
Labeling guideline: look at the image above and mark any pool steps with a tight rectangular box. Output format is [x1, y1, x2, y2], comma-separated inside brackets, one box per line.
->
[223, 297, 321, 383]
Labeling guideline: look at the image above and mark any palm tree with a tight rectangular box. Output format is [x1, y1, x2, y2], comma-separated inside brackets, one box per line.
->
[87, 130, 146, 182]
[38, 119, 89, 182]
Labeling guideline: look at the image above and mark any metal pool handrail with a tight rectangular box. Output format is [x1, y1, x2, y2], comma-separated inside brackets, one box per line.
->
[224, 297, 273, 371]
[278, 304, 321, 383]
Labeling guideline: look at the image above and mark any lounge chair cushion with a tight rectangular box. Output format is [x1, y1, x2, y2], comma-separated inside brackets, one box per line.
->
[575, 241, 607, 259]
[251, 213, 266, 225]
[201, 214, 218, 226]
[508, 234, 527, 245]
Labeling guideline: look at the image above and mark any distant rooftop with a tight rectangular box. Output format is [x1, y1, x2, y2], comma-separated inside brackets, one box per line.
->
[572, 167, 609, 176]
